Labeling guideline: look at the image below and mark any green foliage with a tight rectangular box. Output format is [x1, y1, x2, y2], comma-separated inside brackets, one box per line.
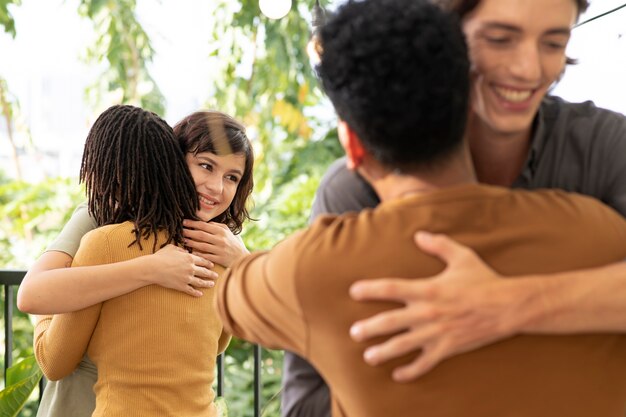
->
[207, 0, 340, 251]
[221, 340, 283, 417]
[0, 356, 42, 417]
[78, 0, 165, 115]
[0, 176, 84, 268]
[207, 2, 341, 416]
[0, 0, 19, 38]
[215, 397, 228, 417]
[0, 2, 343, 417]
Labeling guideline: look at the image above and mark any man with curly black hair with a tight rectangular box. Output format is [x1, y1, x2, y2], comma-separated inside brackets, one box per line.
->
[217, 0, 626, 415]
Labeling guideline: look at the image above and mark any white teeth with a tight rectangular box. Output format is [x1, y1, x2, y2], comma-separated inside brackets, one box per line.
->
[199, 196, 216, 206]
[494, 87, 532, 103]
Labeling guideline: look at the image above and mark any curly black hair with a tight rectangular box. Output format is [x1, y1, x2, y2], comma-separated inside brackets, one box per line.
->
[318, 0, 470, 172]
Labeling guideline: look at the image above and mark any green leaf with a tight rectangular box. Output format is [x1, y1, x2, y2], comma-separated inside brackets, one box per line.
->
[215, 396, 229, 417]
[0, 356, 43, 417]
[0, 0, 20, 38]
[6, 355, 40, 386]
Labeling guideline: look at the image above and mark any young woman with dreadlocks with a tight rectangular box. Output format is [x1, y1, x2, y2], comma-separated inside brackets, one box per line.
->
[30, 105, 254, 417]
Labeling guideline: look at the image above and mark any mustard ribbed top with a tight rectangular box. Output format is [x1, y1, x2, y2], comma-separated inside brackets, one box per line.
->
[36, 222, 230, 417]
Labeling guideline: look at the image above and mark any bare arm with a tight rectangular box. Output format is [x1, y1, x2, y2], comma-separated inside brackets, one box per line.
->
[17, 245, 217, 315]
[17, 202, 221, 314]
[349, 232, 626, 381]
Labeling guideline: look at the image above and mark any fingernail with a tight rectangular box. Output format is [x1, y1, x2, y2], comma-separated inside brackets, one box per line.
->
[350, 324, 362, 340]
[392, 369, 405, 382]
[208, 281, 215, 287]
[349, 283, 362, 297]
[364, 348, 378, 365]
[416, 231, 432, 242]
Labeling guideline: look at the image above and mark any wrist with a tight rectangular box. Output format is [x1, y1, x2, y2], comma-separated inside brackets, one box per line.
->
[515, 276, 559, 333]
[137, 254, 158, 285]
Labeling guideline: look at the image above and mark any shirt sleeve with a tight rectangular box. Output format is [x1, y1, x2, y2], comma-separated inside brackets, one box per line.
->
[34, 229, 107, 381]
[46, 202, 97, 257]
[216, 232, 309, 356]
[280, 158, 376, 417]
[595, 111, 626, 218]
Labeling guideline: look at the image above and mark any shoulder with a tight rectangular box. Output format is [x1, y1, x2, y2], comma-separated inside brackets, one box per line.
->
[73, 222, 138, 266]
[79, 222, 135, 247]
[310, 157, 379, 219]
[271, 210, 363, 263]
[510, 187, 626, 239]
[543, 96, 626, 139]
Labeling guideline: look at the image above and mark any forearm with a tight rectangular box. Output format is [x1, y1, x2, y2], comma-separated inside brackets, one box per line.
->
[34, 305, 100, 380]
[518, 262, 626, 334]
[19, 255, 156, 314]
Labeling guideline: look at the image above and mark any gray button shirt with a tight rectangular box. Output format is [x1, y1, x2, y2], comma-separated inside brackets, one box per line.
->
[281, 96, 626, 417]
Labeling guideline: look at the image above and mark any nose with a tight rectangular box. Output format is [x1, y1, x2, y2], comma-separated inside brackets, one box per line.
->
[203, 175, 223, 196]
[508, 40, 542, 83]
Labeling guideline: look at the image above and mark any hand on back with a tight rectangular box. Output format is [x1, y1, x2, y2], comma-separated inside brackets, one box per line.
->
[349, 232, 533, 382]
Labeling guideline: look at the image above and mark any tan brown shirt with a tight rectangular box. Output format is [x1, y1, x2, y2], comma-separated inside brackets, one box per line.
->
[218, 184, 626, 417]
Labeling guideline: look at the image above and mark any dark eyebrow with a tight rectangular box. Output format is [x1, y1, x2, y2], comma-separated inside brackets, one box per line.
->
[197, 155, 244, 177]
[482, 22, 571, 37]
[481, 22, 522, 33]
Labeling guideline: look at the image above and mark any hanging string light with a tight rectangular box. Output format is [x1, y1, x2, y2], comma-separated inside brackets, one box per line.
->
[259, 0, 292, 20]
[574, 2, 626, 28]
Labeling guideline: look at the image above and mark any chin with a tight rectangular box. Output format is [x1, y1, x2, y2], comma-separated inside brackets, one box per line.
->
[196, 211, 213, 222]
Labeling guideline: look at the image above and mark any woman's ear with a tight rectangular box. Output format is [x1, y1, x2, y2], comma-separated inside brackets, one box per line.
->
[338, 121, 366, 170]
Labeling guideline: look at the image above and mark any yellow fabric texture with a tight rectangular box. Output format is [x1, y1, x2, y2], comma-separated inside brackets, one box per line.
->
[35, 221, 229, 417]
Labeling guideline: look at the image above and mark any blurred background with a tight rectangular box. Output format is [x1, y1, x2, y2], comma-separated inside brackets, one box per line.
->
[0, 0, 624, 415]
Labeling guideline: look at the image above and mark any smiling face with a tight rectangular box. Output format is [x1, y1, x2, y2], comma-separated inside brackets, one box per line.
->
[185, 151, 247, 222]
[462, 0, 577, 137]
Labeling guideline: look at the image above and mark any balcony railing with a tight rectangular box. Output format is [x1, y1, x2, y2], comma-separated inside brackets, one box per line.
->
[1, 270, 265, 416]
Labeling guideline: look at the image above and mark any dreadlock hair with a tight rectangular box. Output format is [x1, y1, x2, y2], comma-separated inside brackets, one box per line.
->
[174, 110, 254, 234]
[79, 104, 200, 251]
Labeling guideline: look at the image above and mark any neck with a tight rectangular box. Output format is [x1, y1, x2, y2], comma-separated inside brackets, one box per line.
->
[466, 115, 532, 187]
[363, 146, 477, 203]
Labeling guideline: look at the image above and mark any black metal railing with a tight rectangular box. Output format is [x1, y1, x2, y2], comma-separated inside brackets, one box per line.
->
[1, 270, 264, 416]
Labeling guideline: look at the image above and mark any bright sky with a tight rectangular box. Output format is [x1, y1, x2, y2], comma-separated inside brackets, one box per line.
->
[0, 0, 624, 181]
[553, 0, 626, 111]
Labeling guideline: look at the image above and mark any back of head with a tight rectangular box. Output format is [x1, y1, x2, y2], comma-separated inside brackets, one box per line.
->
[318, 0, 470, 172]
[80, 104, 199, 248]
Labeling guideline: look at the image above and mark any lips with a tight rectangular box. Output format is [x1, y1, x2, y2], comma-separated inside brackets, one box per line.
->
[198, 193, 219, 209]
